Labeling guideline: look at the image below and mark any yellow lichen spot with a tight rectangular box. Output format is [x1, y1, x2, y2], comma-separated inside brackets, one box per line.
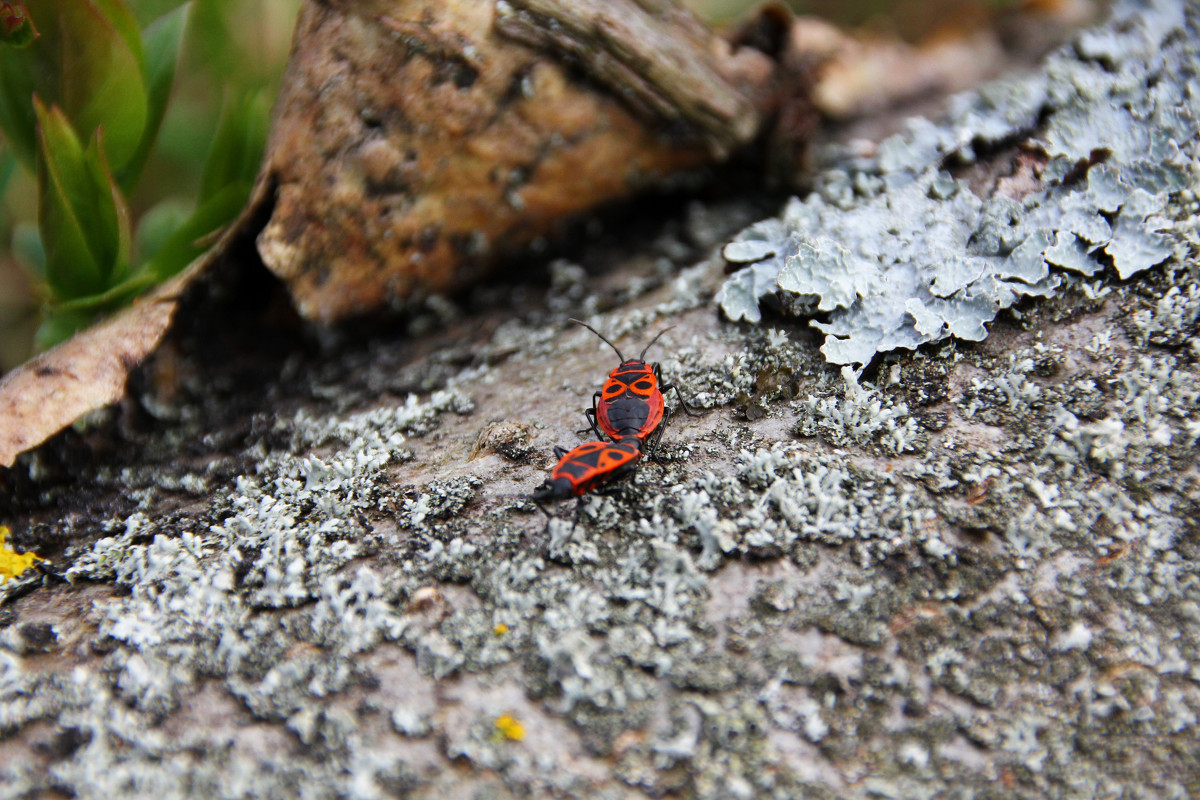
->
[0, 526, 40, 582]
[494, 713, 525, 742]
[493, 622, 509, 635]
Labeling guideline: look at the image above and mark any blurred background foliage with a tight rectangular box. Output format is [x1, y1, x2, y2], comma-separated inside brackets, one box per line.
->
[0, 0, 1030, 373]
[0, 0, 299, 370]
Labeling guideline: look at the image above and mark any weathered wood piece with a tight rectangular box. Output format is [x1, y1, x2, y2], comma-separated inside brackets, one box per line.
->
[256, 0, 779, 324]
[493, 0, 772, 156]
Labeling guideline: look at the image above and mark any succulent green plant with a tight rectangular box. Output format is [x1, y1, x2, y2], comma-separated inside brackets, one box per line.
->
[0, 0, 269, 351]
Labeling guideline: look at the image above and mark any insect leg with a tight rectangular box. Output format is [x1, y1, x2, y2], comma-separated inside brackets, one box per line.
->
[645, 406, 671, 462]
[655, 361, 707, 418]
[661, 382, 707, 418]
[582, 394, 608, 439]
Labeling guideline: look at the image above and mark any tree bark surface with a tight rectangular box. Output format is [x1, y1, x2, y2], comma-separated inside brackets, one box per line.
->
[1, 3, 1198, 799]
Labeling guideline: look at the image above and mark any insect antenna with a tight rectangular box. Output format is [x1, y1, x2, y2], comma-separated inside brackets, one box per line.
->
[638, 325, 675, 360]
[570, 318, 625, 361]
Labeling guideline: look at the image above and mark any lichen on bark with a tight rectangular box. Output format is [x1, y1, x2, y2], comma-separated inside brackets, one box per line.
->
[719, 0, 1196, 365]
[1, 2, 1199, 799]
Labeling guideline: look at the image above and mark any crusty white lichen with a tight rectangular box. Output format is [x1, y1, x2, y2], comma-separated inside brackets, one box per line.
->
[793, 366, 920, 454]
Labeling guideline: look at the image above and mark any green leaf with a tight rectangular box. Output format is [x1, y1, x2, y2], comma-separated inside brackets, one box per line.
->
[35, 98, 132, 300]
[0, 144, 15, 196]
[0, 30, 39, 170]
[53, 271, 155, 313]
[34, 307, 96, 351]
[142, 180, 247, 281]
[134, 197, 191, 263]
[185, 0, 242, 84]
[126, 0, 190, 28]
[84, 132, 134, 285]
[11, 222, 45, 279]
[35, 99, 103, 296]
[0, 2, 38, 47]
[120, 3, 187, 190]
[0, 1, 150, 177]
[26, 2, 148, 175]
[68, 0, 149, 177]
[98, 0, 144, 55]
[198, 89, 268, 204]
[184, 0, 296, 87]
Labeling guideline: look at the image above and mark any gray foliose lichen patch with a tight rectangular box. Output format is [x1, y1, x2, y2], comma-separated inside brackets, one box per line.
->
[719, 0, 1199, 365]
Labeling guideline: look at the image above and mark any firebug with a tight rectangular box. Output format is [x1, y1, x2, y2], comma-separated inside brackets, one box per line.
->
[529, 439, 643, 505]
[571, 319, 703, 455]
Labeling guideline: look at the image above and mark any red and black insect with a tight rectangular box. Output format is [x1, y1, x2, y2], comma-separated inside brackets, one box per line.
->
[530, 439, 643, 505]
[571, 319, 702, 454]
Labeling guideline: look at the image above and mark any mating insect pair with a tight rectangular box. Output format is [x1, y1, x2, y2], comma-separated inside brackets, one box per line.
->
[530, 320, 702, 508]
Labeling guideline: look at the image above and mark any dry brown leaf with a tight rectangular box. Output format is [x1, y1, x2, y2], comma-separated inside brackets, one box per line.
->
[0, 269, 186, 468]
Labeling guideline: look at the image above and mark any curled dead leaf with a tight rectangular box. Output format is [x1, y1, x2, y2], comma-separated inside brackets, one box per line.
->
[0, 270, 184, 468]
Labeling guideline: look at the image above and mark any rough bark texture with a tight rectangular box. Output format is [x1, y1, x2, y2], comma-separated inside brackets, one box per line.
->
[2, 2, 1199, 799]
